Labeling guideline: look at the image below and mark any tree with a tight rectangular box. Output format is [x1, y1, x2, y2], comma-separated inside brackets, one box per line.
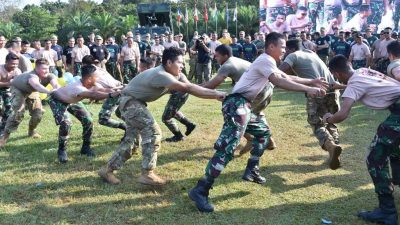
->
[0, 22, 24, 40]
[92, 12, 117, 39]
[64, 11, 93, 37]
[12, 6, 59, 40]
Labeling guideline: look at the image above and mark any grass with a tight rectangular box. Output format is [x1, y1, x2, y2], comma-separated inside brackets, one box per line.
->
[0, 80, 395, 225]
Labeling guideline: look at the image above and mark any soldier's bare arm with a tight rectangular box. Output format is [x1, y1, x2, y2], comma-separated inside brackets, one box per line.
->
[269, 72, 326, 97]
[166, 80, 226, 100]
[28, 77, 52, 94]
[323, 97, 354, 124]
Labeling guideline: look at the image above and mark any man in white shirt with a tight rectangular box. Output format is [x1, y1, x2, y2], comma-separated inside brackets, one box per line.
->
[150, 37, 165, 66]
[188, 32, 326, 213]
[326, 55, 400, 225]
[163, 32, 179, 49]
[375, 27, 395, 74]
[119, 37, 140, 83]
[0, 35, 8, 65]
[349, 33, 371, 69]
[71, 35, 91, 77]
[264, 14, 291, 34]
[40, 39, 58, 76]
[343, 4, 370, 32]
[208, 33, 222, 75]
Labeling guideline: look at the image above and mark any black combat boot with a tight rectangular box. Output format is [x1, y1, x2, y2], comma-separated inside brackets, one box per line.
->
[180, 117, 196, 136]
[80, 141, 96, 157]
[358, 194, 398, 225]
[58, 142, 68, 163]
[242, 159, 266, 184]
[188, 178, 214, 213]
[390, 156, 400, 186]
[165, 131, 185, 142]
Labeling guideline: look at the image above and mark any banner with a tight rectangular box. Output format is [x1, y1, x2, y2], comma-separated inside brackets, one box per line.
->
[259, 0, 397, 34]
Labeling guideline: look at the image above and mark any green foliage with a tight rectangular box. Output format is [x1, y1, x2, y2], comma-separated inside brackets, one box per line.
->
[92, 12, 117, 39]
[0, 22, 24, 40]
[12, 6, 59, 40]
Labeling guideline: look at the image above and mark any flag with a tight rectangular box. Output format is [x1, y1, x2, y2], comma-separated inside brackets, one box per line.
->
[177, 7, 182, 25]
[184, 6, 189, 24]
[194, 4, 199, 23]
[212, 2, 217, 19]
[233, 2, 237, 22]
[203, 0, 208, 22]
[226, 2, 229, 23]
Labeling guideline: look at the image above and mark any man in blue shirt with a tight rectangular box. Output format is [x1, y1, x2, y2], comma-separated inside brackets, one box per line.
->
[51, 35, 63, 77]
[230, 35, 243, 58]
[331, 31, 351, 58]
[105, 36, 121, 82]
[242, 35, 257, 62]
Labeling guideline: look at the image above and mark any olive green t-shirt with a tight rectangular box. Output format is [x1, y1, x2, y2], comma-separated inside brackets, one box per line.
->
[11, 71, 56, 94]
[122, 65, 179, 102]
[283, 49, 336, 84]
[217, 57, 251, 83]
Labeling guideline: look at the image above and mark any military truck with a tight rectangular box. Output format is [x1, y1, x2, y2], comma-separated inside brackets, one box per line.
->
[134, 3, 173, 37]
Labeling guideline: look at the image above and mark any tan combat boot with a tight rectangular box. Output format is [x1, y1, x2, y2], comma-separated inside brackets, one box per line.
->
[324, 139, 342, 170]
[0, 132, 10, 148]
[266, 136, 277, 150]
[98, 166, 121, 185]
[137, 169, 166, 186]
[28, 128, 42, 139]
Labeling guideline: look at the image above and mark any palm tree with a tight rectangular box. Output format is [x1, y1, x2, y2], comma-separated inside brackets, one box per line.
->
[0, 22, 24, 40]
[92, 12, 117, 38]
[65, 11, 93, 37]
[118, 15, 138, 35]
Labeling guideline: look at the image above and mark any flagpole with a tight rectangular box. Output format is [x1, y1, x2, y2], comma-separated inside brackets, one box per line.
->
[226, 3, 229, 31]
[235, 2, 238, 37]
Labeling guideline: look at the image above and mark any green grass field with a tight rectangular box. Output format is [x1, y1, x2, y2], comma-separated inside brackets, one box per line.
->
[0, 81, 395, 225]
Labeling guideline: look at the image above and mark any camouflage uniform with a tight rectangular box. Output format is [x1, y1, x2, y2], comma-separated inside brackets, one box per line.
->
[106, 61, 120, 82]
[74, 63, 82, 77]
[122, 61, 137, 84]
[3, 88, 43, 135]
[162, 91, 194, 136]
[107, 96, 161, 171]
[308, 1, 325, 32]
[48, 95, 93, 151]
[266, 6, 287, 24]
[352, 59, 367, 70]
[325, 5, 342, 22]
[367, 1, 385, 28]
[98, 95, 125, 129]
[306, 91, 340, 146]
[0, 88, 12, 131]
[394, 0, 400, 31]
[375, 58, 391, 75]
[367, 100, 400, 196]
[205, 94, 271, 179]
[345, 5, 360, 22]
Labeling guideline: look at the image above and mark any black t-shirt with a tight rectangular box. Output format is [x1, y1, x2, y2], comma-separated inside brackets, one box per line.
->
[316, 36, 331, 56]
[105, 44, 120, 62]
[63, 46, 74, 64]
[90, 45, 109, 61]
[195, 42, 211, 64]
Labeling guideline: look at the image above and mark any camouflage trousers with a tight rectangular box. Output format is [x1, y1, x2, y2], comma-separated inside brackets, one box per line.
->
[367, 1, 384, 28]
[188, 56, 197, 81]
[374, 58, 390, 75]
[366, 100, 400, 196]
[48, 96, 93, 150]
[0, 88, 12, 131]
[3, 88, 43, 135]
[99, 95, 125, 129]
[306, 91, 340, 147]
[352, 59, 367, 70]
[205, 94, 271, 179]
[195, 62, 211, 84]
[162, 91, 193, 135]
[108, 96, 161, 170]
[74, 62, 82, 77]
[123, 61, 137, 84]
[266, 6, 286, 24]
[308, 1, 325, 32]
[106, 61, 121, 82]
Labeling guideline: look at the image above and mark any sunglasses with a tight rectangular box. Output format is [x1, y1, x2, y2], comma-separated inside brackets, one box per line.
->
[385, 32, 390, 34]
[301, 13, 307, 16]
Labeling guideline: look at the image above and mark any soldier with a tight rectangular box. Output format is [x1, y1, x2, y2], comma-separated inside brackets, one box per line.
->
[49, 65, 119, 163]
[326, 55, 399, 225]
[0, 59, 60, 147]
[308, 0, 325, 32]
[0, 53, 22, 132]
[79, 55, 125, 131]
[349, 33, 371, 69]
[98, 47, 225, 186]
[188, 33, 326, 213]
[202, 44, 276, 154]
[365, 0, 389, 32]
[188, 34, 199, 81]
[279, 39, 346, 169]
[119, 37, 140, 83]
[71, 35, 91, 77]
[387, 41, 400, 80]
[90, 35, 109, 69]
[105, 36, 121, 82]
